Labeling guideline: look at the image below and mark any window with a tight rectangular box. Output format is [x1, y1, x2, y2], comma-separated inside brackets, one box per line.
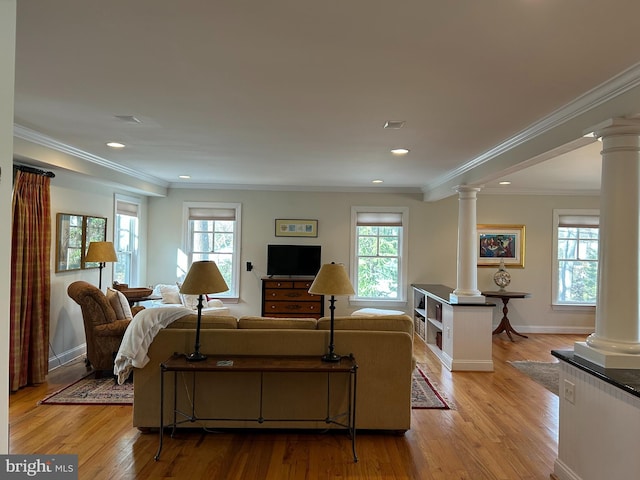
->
[184, 202, 241, 299]
[114, 196, 141, 286]
[350, 207, 408, 304]
[552, 209, 599, 306]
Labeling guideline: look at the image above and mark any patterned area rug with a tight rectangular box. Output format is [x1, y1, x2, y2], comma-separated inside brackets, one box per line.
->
[412, 365, 451, 409]
[41, 367, 450, 408]
[508, 361, 559, 395]
[40, 374, 133, 405]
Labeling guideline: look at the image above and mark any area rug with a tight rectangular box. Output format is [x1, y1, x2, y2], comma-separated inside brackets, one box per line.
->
[39, 374, 133, 405]
[41, 368, 449, 408]
[509, 361, 559, 395]
[412, 366, 451, 409]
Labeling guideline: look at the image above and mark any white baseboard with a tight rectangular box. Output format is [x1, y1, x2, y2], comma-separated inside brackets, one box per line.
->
[498, 325, 593, 335]
[48, 344, 86, 371]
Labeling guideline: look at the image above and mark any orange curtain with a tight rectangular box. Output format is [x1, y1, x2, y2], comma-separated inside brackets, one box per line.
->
[10, 170, 51, 391]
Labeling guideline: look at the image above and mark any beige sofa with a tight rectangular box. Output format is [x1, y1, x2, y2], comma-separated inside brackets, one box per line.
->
[132, 313, 414, 432]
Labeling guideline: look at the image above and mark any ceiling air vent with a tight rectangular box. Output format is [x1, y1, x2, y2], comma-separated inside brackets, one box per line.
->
[114, 115, 141, 124]
[383, 121, 405, 129]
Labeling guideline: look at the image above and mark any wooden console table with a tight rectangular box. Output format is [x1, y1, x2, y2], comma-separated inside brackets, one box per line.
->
[482, 291, 531, 341]
[155, 354, 358, 462]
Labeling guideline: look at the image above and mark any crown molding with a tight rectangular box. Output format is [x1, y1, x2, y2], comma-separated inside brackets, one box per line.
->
[423, 61, 640, 199]
[13, 124, 169, 188]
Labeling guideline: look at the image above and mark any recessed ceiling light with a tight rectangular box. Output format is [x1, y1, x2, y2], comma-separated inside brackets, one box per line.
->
[499, 181, 511, 185]
[106, 142, 125, 149]
[383, 121, 406, 129]
[179, 175, 191, 179]
[372, 179, 384, 184]
[391, 148, 409, 155]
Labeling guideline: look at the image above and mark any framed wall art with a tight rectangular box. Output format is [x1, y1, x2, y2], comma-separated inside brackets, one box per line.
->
[477, 224, 525, 268]
[55, 213, 107, 272]
[275, 219, 318, 237]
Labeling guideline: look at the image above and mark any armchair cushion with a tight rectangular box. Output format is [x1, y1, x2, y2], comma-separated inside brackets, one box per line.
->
[107, 288, 133, 320]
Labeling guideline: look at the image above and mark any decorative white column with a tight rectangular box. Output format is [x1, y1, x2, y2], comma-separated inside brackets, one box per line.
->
[450, 186, 485, 304]
[575, 118, 640, 368]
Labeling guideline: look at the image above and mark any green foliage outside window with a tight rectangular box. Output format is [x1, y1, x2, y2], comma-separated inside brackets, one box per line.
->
[191, 220, 235, 291]
[356, 226, 400, 299]
[557, 227, 598, 303]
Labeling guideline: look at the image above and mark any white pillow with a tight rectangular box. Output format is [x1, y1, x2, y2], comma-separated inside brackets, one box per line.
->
[206, 299, 224, 308]
[106, 288, 133, 320]
[181, 293, 203, 310]
[158, 284, 181, 304]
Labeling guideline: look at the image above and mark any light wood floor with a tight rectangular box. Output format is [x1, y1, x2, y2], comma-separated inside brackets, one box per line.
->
[9, 334, 583, 480]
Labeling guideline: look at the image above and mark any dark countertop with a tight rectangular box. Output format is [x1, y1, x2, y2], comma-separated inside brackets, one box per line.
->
[552, 349, 640, 399]
[411, 284, 495, 307]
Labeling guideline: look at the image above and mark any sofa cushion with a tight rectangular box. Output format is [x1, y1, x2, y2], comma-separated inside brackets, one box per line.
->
[238, 316, 317, 330]
[167, 314, 238, 330]
[317, 315, 413, 336]
[106, 288, 133, 320]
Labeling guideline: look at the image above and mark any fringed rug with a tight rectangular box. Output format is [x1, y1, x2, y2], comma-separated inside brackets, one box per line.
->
[39, 374, 133, 405]
[42, 367, 450, 408]
[508, 361, 559, 395]
[412, 365, 451, 409]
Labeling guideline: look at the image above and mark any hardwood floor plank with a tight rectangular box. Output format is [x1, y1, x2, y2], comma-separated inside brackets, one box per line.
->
[9, 334, 583, 479]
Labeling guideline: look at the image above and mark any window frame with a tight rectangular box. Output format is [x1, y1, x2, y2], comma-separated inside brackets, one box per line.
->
[113, 194, 142, 286]
[349, 206, 409, 307]
[551, 208, 599, 308]
[182, 202, 242, 301]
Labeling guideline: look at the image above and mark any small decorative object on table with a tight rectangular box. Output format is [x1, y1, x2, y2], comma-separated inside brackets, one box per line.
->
[493, 259, 511, 291]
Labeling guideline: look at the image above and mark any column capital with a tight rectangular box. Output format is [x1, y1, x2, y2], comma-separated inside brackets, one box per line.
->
[587, 117, 640, 138]
[453, 185, 482, 197]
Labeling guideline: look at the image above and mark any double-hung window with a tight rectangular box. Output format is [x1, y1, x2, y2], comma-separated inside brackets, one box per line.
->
[184, 202, 241, 300]
[114, 196, 141, 286]
[552, 209, 599, 306]
[350, 206, 408, 304]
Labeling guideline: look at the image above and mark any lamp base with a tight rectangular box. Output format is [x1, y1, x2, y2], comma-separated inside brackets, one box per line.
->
[186, 351, 207, 362]
[321, 352, 341, 363]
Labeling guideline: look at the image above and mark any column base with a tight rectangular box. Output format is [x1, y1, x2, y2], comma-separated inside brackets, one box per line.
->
[449, 293, 486, 304]
[575, 341, 640, 369]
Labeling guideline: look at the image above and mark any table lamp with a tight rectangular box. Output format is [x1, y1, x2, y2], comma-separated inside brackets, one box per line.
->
[179, 260, 229, 361]
[84, 241, 118, 289]
[308, 262, 355, 362]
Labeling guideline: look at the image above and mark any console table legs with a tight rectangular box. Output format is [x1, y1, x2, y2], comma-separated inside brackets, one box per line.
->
[492, 297, 528, 342]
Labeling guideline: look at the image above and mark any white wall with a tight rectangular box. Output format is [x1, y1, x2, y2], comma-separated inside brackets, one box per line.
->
[146, 187, 598, 333]
[48, 172, 148, 367]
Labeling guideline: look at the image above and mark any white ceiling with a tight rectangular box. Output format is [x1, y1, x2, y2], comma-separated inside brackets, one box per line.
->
[12, 1, 640, 199]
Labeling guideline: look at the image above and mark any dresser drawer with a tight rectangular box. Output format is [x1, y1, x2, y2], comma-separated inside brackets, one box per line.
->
[264, 289, 319, 302]
[263, 280, 294, 289]
[264, 301, 322, 315]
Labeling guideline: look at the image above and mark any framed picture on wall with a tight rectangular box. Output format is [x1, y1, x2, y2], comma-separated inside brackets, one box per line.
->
[477, 224, 525, 267]
[275, 219, 318, 237]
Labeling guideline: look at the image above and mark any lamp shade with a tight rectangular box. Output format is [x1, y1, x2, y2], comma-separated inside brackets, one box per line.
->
[308, 263, 355, 296]
[180, 260, 229, 295]
[84, 241, 118, 263]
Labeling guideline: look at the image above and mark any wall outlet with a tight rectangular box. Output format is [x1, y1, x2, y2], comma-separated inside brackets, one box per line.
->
[246, 261, 253, 272]
[564, 379, 575, 404]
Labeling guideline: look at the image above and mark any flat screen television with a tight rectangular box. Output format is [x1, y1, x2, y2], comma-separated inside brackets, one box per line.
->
[267, 244, 321, 277]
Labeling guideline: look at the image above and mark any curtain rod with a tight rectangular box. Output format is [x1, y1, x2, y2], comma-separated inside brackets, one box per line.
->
[14, 165, 56, 178]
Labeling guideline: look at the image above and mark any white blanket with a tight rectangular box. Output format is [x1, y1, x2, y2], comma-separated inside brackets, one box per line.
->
[114, 306, 192, 384]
